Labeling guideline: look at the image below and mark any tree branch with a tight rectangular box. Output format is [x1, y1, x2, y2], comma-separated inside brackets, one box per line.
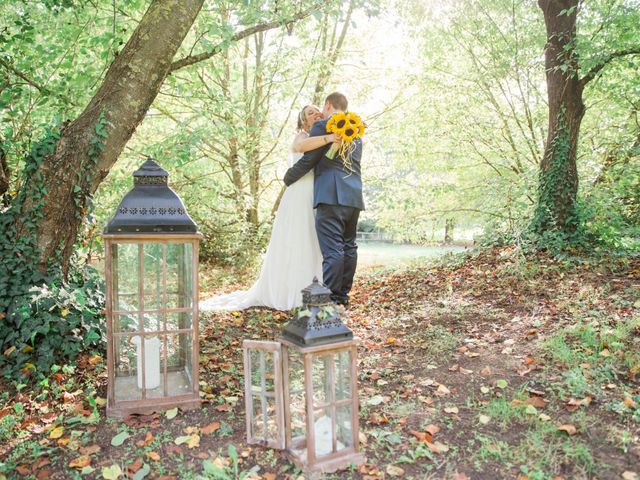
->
[581, 48, 640, 85]
[169, 4, 322, 72]
[0, 58, 75, 105]
[0, 58, 48, 95]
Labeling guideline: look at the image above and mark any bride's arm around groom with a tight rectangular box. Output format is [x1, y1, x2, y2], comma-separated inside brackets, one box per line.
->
[283, 119, 333, 186]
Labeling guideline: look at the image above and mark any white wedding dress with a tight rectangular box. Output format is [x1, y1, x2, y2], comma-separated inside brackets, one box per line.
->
[200, 143, 323, 311]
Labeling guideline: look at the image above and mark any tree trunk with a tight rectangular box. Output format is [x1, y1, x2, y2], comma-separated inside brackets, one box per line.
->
[444, 218, 455, 244]
[0, 141, 9, 202]
[16, 0, 204, 272]
[532, 0, 584, 234]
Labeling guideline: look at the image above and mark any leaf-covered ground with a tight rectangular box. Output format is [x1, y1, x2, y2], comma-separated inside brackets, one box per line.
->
[1, 248, 639, 480]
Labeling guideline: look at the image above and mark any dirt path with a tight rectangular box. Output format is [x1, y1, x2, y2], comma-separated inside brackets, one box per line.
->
[1, 248, 638, 480]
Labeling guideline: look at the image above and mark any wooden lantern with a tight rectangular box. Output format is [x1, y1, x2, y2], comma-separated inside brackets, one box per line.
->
[242, 280, 364, 473]
[103, 158, 201, 417]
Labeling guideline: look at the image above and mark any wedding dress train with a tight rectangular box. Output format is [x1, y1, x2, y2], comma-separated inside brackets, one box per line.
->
[200, 150, 323, 311]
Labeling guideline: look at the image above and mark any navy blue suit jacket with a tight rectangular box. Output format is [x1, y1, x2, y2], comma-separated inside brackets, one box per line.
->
[283, 117, 365, 211]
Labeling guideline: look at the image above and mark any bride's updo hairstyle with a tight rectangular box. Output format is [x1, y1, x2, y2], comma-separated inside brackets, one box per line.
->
[297, 105, 320, 132]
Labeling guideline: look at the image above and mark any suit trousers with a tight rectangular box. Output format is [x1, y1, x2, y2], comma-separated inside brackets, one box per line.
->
[315, 204, 360, 303]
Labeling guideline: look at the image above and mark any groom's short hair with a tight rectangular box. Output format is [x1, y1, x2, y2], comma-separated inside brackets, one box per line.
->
[325, 92, 348, 111]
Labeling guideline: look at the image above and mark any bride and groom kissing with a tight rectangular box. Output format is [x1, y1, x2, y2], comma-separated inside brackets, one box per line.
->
[202, 92, 364, 312]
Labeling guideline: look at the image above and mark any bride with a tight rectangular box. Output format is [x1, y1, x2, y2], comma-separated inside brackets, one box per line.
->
[200, 105, 338, 311]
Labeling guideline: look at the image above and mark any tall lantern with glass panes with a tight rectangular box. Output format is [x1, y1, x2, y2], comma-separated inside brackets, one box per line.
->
[102, 157, 201, 417]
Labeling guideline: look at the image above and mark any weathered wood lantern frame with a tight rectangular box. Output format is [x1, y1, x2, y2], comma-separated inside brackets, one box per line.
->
[243, 279, 364, 474]
[103, 158, 201, 417]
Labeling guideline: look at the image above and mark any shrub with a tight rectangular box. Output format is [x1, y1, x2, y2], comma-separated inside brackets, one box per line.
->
[0, 262, 105, 383]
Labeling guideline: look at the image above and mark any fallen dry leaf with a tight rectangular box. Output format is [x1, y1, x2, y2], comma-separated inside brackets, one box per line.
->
[410, 430, 433, 443]
[368, 412, 389, 425]
[68, 455, 91, 469]
[479, 414, 491, 425]
[623, 397, 638, 409]
[444, 406, 459, 414]
[424, 424, 441, 435]
[79, 444, 100, 455]
[566, 396, 592, 412]
[435, 385, 451, 396]
[426, 441, 449, 454]
[557, 424, 577, 435]
[127, 459, 143, 475]
[201, 421, 220, 435]
[452, 473, 471, 480]
[386, 465, 405, 476]
[622, 472, 638, 480]
[136, 432, 154, 447]
[146, 451, 160, 461]
[480, 366, 492, 376]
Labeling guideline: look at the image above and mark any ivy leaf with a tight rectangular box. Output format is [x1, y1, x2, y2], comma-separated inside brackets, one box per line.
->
[132, 464, 150, 480]
[110, 431, 129, 447]
[102, 464, 123, 479]
[165, 407, 178, 419]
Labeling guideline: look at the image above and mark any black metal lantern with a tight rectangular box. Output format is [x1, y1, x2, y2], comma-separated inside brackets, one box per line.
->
[281, 277, 353, 346]
[104, 157, 197, 234]
[102, 157, 201, 417]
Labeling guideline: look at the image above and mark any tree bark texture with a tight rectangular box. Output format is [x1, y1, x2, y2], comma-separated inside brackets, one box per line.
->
[534, 0, 584, 233]
[17, 0, 204, 272]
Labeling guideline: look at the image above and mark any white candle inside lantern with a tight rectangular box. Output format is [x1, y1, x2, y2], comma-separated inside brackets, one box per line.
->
[314, 415, 344, 456]
[133, 336, 161, 389]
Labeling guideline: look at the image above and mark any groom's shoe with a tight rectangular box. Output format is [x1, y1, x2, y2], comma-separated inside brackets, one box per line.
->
[332, 296, 349, 309]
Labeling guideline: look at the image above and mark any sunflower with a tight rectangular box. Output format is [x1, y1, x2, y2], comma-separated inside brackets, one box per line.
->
[326, 112, 348, 134]
[345, 111, 361, 127]
[341, 124, 358, 142]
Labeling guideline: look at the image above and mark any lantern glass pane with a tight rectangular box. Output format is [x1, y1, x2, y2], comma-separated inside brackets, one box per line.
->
[114, 313, 138, 333]
[249, 350, 276, 393]
[166, 333, 193, 397]
[250, 395, 279, 443]
[312, 354, 332, 406]
[287, 348, 306, 441]
[166, 311, 192, 332]
[113, 243, 140, 311]
[166, 243, 193, 309]
[143, 312, 162, 333]
[335, 350, 352, 401]
[142, 243, 163, 311]
[336, 404, 353, 451]
[114, 335, 141, 401]
[313, 409, 335, 457]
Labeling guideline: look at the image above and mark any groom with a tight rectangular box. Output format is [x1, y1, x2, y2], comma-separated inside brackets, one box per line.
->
[284, 92, 364, 307]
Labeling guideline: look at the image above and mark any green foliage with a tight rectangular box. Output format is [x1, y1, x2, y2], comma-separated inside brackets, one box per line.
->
[0, 119, 107, 383]
[0, 260, 105, 382]
[530, 109, 576, 235]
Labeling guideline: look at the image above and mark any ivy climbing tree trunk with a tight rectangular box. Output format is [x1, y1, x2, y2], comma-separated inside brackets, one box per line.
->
[533, 0, 583, 234]
[533, 0, 640, 236]
[12, 0, 205, 273]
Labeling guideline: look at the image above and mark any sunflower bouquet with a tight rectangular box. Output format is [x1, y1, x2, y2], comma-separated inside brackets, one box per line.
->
[325, 112, 365, 172]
